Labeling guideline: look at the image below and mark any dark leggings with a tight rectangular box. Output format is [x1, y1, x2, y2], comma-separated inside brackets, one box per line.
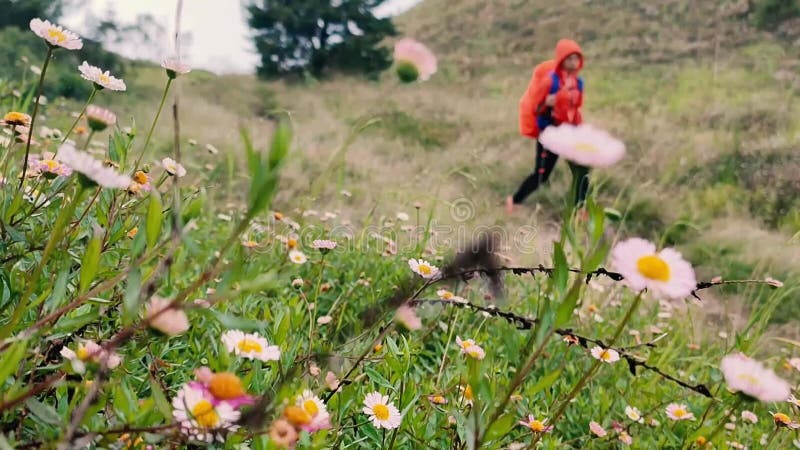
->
[512, 141, 590, 206]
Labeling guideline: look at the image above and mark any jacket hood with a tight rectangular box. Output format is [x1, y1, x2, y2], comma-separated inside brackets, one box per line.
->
[554, 39, 583, 72]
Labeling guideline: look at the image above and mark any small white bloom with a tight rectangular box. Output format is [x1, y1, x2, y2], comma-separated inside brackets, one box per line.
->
[162, 157, 187, 177]
[221, 330, 280, 362]
[58, 142, 131, 188]
[161, 58, 192, 78]
[408, 258, 439, 279]
[590, 346, 620, 364]
[78, 61, 126, 91]
[29, 18, 83, 50]
[289, 250, 307, 264]
[363, 392, 402, 429]
[625, 406, 643, 423]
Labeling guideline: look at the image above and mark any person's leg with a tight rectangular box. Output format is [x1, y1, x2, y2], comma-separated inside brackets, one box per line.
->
[511, 142, 559, 204]
[568, 162, 590, 206]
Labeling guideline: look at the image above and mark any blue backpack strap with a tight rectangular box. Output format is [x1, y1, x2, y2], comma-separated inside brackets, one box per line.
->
[578, 76, 584, 92]
[549, 71, 560, 94]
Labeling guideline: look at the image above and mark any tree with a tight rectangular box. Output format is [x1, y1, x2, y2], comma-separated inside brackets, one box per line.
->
[0, 0, 65, 29]
[246, 0, 397, 79]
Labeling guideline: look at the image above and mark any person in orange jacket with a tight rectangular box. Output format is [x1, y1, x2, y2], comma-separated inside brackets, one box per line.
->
[507, 39, 587, 213]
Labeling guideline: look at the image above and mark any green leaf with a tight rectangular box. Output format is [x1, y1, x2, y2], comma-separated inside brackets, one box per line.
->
[268, 122, 291, 169]
[0, 434, 14, 450]
[364, 367, 395, 391]
[123, 268, 141, 326]
[145, 191, 163, 249]
[53, 309, 99, 334]
[0, 339, 28, 384]
[552, 242, 568, 294]
[483, 413, 516, 443]
[149, 377, 172, 418]
[527, 368, 562, 395]
[200, 309, 266, 332]
[24, 398, 62, 426]
[554, 282, 582, 328]
[78, 230, 103, 293]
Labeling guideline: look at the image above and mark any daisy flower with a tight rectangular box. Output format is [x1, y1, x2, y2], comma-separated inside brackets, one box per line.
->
[325, 371, 340, 391]
[408, 258, 439, 279]
[518, 415, 553, 433]
[296, 390, 331, 432]
[288, 249, 307, 264]
[60, 339, 121, 374]
[428, 394, 447, 405]
[2, 111, 31, 127]
[771, 412, 800, 429]
[162, 157, 187, 177]
[191, 368, 254, 409]
[455, 337, 485, 360]
[741, 410, 758, 424]
[221, 330, 280, 362]
[29, 19, 83, 50]
[618, 431, 633, 445]
[611, 237, 697, 299]
[33, 157, 71, 178]
[720, 352, 791, 402]
[268, 419, 298, 448]
[590, 346, 620, 364]
[437, 289, 466, 303]
[665, 403, 694, 421]
[172, 384, 240, 443]
[589, 421, 607, 437]
[312, 239, 337, 252]
[316, 315, 332, 325]
[538, 123, 626, 168]
[78, 61, 126, 91]
[162, 58, 192, 79]
[58, 143, 131, 189]
[129, 170, 152, 193]
[394, 305, 422, 330]
[363, 392, 402, 429]
[394, 38, 437, 82]
[85, 105, 116, 131]
[145, 297, 189, 336]
[625, 406, 643, 423]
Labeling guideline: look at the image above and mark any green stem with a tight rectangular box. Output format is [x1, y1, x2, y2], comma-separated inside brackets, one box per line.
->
[699, 396, 744, 448]
[0, 183, 86, 340]
[133, 78, 172, 170]
[18, 47, 53, 189]
[82, 130, 95, 151]
[59, 87, 97, 146]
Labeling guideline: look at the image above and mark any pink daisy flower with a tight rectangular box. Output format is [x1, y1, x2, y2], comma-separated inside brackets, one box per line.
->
[611, 237, 697, 299]
[721, 352, 790, 402]
[538, 124, 625, 168]
[393, 38, 437, 82]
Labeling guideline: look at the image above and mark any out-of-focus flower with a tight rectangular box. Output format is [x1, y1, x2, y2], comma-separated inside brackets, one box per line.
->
[590, 346, 620, 364]
[618, 431, 633, 445]
[296, 390, 331, 432]
[312, 239, 337, 252]
[190, 368, 254, 409]
[437, 289, 466, 303]
[625, 406, 643, 423]
[79, 61, 126, 91]
[741, 410, 758, 424]
[161, 58, 192, 78]
[172, 384, 239, 443]
[394, 38, 437, 82]
[128, 170, 152, 194]
[268, 419, 298, 448]
[539, 123, 625, 168]
[771, 411, 800, 429]
[127, 227, 138, 239]
[32, 157, 71, 178]
[428, 394, 447, 405]
[765, 276, 784, 288]
[316, 315, 332, 325]
[60, 339, 121, 373]
[59, 142, 131, 188]
[455, 336, 485, 360]
[86, 105, 116, 131]
[29, 19, 83, 50]
[408, 258, 439, 279]
[665, 403, 695, 421]
[589, 421, 607, 437]
[2, 111, 31, 127]
[518, 415, 553, 433]
[162, 157, 186, 177]
[611, 237, 697, 299]
[325, 371, 340, 391]
[146, 297, 189, 336]
[221, 330, 280, 362]
[721, 352, 790, 402]
[289, 250, 307, 264]
[459, 384, 474, 407]
[394, 305, 422, 330]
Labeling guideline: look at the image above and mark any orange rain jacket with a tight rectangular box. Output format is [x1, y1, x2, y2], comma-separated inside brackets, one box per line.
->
[518, 39, 584, 138]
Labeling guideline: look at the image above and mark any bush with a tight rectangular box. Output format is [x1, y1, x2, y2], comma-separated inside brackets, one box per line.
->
[753, 0, 800, 28]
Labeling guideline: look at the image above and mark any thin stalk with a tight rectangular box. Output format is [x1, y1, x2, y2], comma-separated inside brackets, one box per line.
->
[82, 129, 95, 151]
[18, 47, 53, 187]
[133, 78, 173, 170]
[59, 87, 97, 146]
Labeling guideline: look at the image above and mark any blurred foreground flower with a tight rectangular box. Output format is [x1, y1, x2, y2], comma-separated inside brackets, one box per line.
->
[394, 305, 422, 330]
[720, 352, 790, 402]
[394, 38, 437, 83]
[191, 367, 254, 409]
[538, 124, 625, 168]
[771, 412, 800, 429]
[172, 384, 239, 443]
[79, 61, 126, 91]
[363, 392, 402, 429]
[146, 297, 190, 335]
[611, 237, 697, 299]
[268, 419, 298, 448]
[221, 330, 280, 361]
[60, 339, 121, 374]
[59, 142, 131, 188]
[29, 18, 83, 50]
[589, 421, 607, 437]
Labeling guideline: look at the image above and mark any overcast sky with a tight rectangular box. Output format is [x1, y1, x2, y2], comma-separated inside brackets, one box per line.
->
[64, 0, 423, 74]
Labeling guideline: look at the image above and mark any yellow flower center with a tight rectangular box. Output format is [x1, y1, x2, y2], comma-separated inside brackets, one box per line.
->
[673, 408, 688, 418]
[441, 291, 453, 299]
[600, 350, 613, 361]
[237, 338, 263, 354]
[191, 399, 219, 428]
[303, 399, 319, 416]
[431, 395, 446, 404]
[696, 436, 707, 445]
[4, 112, 30, 125]
[736, 373, 761, 386]
[636, 254, 670, 281]
[460, 341, 473, 350]
[372, 404, 390, 421]
[373, 344, 383, 352]
[127, 227, 138, 239]
[208, 373, 246, 400]
[287, 238, 297, 248]
[418, 264, 432, 275]
[76, 346, 90, 361]
[467, 347, 482, 358]
[463, 385, 473, 401]
[133, 171, 148, 184]
[574, 142, 599, 153]
[47, 28, 67, 43]
[529, 420, 546, 432]
[284, 405, 311, 426]
[774, 413, 791, 424]
[43, 160, 60, 171]
[99, 74, 110, 84]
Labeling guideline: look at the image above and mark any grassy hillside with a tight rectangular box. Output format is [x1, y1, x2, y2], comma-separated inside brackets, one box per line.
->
[41, 1, 797, 322]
